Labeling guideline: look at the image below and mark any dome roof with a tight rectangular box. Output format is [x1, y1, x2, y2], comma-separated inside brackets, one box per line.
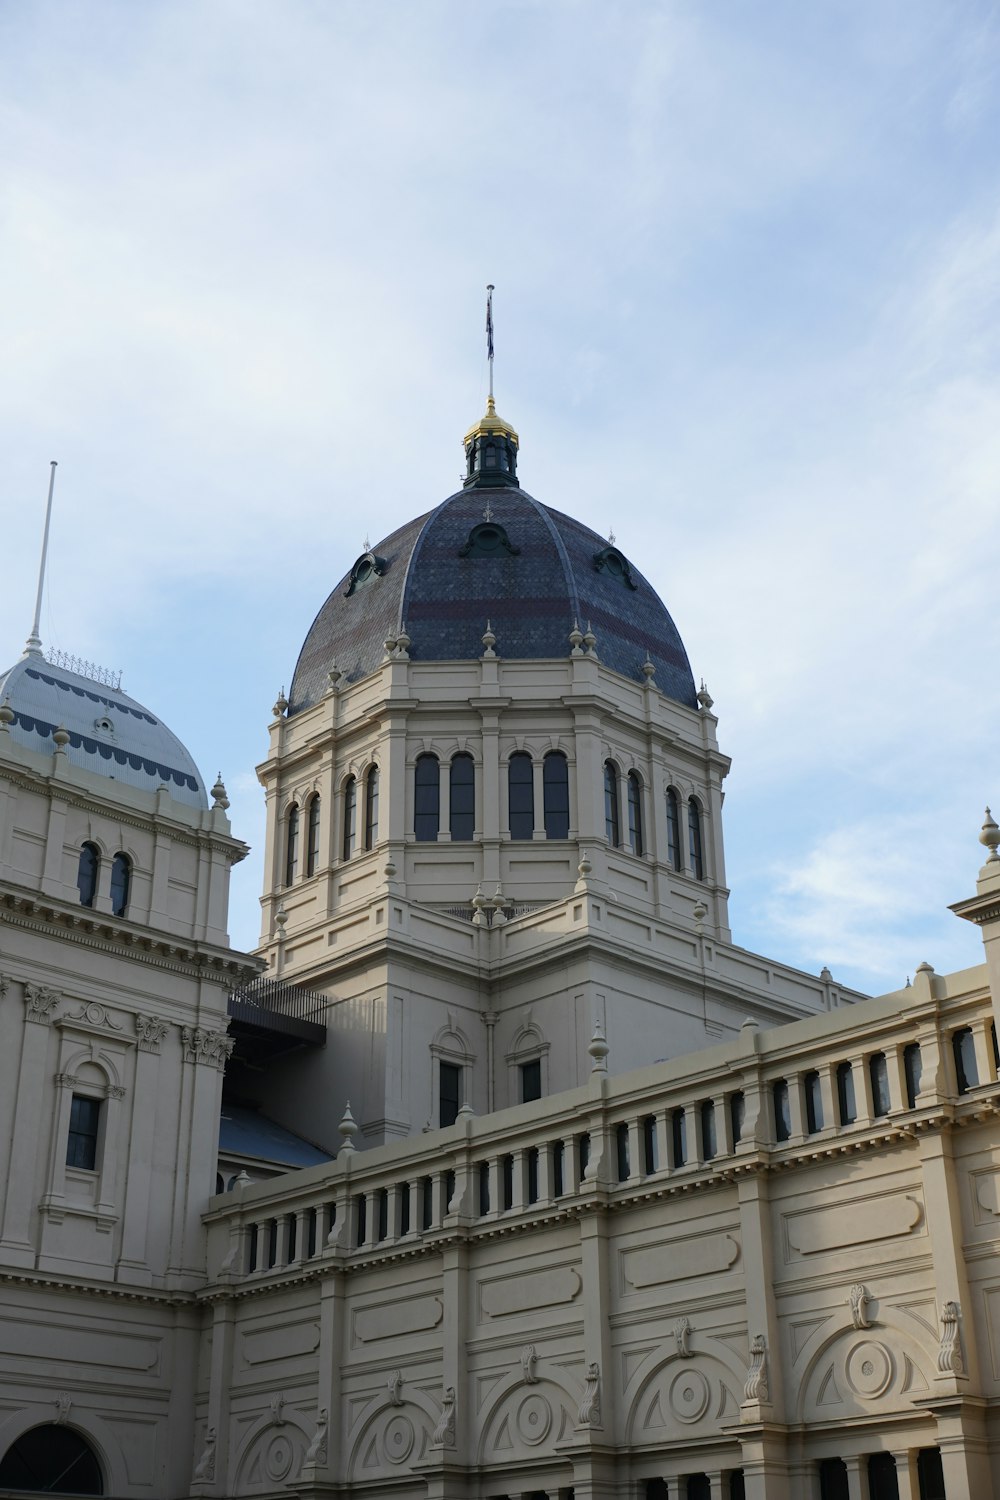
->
[0, 655, 208, 809]
[290, 485, 696, 713]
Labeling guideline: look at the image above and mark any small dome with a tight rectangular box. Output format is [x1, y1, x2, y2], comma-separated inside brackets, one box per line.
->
[290, 484, 696, 713]
[0, 656, 208, 809]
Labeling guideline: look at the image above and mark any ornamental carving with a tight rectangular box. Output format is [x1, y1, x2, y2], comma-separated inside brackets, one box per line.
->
[675, 1316, 693, 1358]
[744, 1334, 769, 1402]
[850, 1283, 873, 1330]
[181, 1026, 234, 1070]
[302, 1407, 328, 1468]
[387, 1369, 404, 1406]
[0, 973, 9, 1003]
[938, 1301, 965, 1376]
[53, 1393, 72, 1425]
[67, 1001, 123, 1031]
[520, 1344, 538, 1384]
[135, 1014, 169, 1053]
[24, 982, 60, 1024]
[430, 1386, 456, 1449]
[577, 1361, 602, 1427]
[193, 1426, 217, 1483]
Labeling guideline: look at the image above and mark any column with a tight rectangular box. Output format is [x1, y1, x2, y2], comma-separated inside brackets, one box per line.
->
[842, 1455, 869, 1499]
[888, 1449, 915, 1500]
[118, 1020, 168, 1281]
[532, 758, 546, 839]
[439, 759, 451, 841]
[2, 991, 58, 1261]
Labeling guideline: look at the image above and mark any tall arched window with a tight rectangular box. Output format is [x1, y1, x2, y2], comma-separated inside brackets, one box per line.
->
[306, 794, 321, 876]
[285, 804, 299, 886]
[604, 762, 620, 846]
[687, 798, 704, 880]
[77, 842, 100, 908]
[414, 754, 440, 842]
[365, 766, 380, 849]
[109, 852, 131, 917]
[342, 777, 357, 861]
[666, 787, 681, 870]
[543, 751, 569, 839]
[627, 771, 643, 855]
[0, 1424, 103, 1494]
[450, 754, 475, 841]
[508, 752, 534, 839]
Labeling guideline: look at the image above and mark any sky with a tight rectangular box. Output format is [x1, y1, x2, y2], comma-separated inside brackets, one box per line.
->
[1, 0, 998, 994]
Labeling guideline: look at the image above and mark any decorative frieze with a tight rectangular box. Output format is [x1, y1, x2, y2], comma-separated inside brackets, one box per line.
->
[65, 1001, 124, 1032]
[181, 1026, 234, 1070]
[24, 982, 60, 1024]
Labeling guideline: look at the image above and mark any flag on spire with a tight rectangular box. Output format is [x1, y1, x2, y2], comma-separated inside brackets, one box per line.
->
[486, 284, 495, 363]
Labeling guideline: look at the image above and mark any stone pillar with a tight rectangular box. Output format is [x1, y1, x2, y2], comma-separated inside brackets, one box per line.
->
[118, 1016, 170, 1282]
[889, 1449, 916, 1500]
[1, 988, 58, 1262]
[532, 759, 546, 839]
[842, 1454, 869, 1500]
[439, 759, 451, 841]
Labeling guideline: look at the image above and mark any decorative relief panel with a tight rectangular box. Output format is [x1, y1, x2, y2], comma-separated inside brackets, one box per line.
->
[24, 982, 60, 1024]
[477, 1265, 581, 1321]
[783, 1191, 923, 1259]
[352, 1295, 443, 1344]
[626, 1356, 738, 1443]
[622, 1232, 739, 1290]
[797, 1331, 931, 1421]
[240, 1321, 320, 1366]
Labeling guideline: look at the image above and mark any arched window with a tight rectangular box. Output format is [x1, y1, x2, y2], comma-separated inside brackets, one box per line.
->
[604, 762, 620, 846]
[666, 787, 681, 870]
[306, 794, 321, 876]
[508, 752, 534, 839]
[77, 842, 100, 908]
[953, 1027, 978, 1093]
[543, 751, 570, 839]
[109, 852, 131, 917]
[837, 1060, 857, 1124]
[687, 798, 704, 880]
[342, 777, 357, 861]
[450, 754, 475, 841]
[904, 1042, 922, 1108]
[0, 1424, 103, 1494]
[869, 1052, 891, 1117]
[365, 766, 379, 849]
[627, 770, 643, 855]
[414, 754, 440, 841]
[284, 805, 299, 886]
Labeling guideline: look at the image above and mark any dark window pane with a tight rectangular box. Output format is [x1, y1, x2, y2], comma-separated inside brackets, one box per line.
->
[616, 1122, 630, 1181]
[627, 771, 643, 855]
[773, 1079, 791, 1142]
[421, 1176, 433, 1229]
[543, 751, 570, 839]
[645, 1483, 669, 1500]
[671, 1107, 687, 1166]
[604, 762, 620, 845]
[527, 1147, 539, 1203]
[666, 788, 681, 870]
[870, 1052, 891, 1117]
[307, 794, 321, 876]
[502, 1154, 514, 1209]
[837, 1061, 857, 1124]
[730, 1090, 745, 1145]
[916, 1447, 946, 1500]
[377, 1189, 388, 1241]
[77, 842, 99, 907]
[439, 1061, 461, 1127]
[687, 1476, 711, 1500]
[643, 1114, 657, 1173]
[355, 1195, 366, 1247]
[819, 1458, 850, 1500]
[365, 768, 379, 849]
[954, 1027, 978, 1093]
[552, 1141, 564, 1196]
[520, 1058, 541, 1102]
[342, 777, 357, 861]
[399, 1183, 410, 1236]
[109, 852, 130, 917]
[688, 799, 704, 880]
[728, 1472, 746, 1500]
[285, 805, 299, 885]
[450, 754, 475, 841]
[867, 1453, 899, 1500]
[805, 1070, 824, 1133]
[701, 1100, 717, 1159]
[67, 1094, 101, 1170]
[508, 753, 534, 839]
[414, 754, 440, 841]
[904, 1043, 922, 1108]
[578, 1132, 590, 1178]
[479, 1160, 490, 1215]
[0, 1424, 104, 1495]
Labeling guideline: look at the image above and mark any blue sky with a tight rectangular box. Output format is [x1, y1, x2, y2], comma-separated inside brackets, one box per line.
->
[2, 0, 998, 992]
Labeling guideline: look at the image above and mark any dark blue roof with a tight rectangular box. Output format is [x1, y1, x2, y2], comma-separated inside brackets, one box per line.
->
[218, 1106, 331, 1169]
[289, 487, 696, 712]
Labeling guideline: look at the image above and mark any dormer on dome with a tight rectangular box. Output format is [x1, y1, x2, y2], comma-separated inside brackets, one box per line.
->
[462, 396, 520, 488]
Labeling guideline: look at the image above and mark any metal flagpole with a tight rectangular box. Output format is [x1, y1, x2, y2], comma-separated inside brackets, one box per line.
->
[24, 461, 58, 657]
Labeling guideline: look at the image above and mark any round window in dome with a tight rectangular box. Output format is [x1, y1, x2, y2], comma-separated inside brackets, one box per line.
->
[458, 521, 520, 559]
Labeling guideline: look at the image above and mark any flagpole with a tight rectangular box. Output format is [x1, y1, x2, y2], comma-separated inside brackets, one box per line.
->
[24, 461, 58, 657]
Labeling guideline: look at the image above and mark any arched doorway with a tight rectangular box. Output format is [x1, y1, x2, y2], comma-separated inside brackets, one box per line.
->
[0, 1424, 103, 1494]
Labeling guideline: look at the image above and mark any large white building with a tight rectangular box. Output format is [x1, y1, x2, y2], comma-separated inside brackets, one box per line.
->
[1, 396, 998, 1500]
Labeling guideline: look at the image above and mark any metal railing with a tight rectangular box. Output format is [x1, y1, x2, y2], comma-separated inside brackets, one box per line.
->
[45, 649, 123, 692]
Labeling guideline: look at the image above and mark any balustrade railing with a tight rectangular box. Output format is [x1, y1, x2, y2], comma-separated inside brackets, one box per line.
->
[204, 989, 1000, 1287]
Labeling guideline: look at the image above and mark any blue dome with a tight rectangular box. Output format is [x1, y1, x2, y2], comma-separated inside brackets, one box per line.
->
[0, 655, 208, 809]
[290, 486, 696, 713]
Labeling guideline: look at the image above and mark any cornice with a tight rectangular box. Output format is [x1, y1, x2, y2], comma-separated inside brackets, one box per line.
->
[950, 890, 1000, 927]
[0, 892, 261, 985]
[0, 1266, 196, 1307]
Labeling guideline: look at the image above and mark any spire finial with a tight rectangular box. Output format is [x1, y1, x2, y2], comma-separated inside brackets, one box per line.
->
[486, 283, 495, 400]
[24, 461, 58, 657]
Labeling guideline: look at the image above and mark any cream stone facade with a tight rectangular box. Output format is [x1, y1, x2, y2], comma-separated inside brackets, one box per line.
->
[1, 400, 999, 1499]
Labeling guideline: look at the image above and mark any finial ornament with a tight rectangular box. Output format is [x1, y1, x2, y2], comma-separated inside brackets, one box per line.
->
[697, 680, 714, 711]
[272, 687, 288, 719]
[980, 808, 1000, 863]
[569, 620, 584, 657]
[52, 724, 70, 750]
[481, 620, 497, 659]
[642, 656, 656, 680]
[0, 696, 13, 730]
[338, 1101, 358, 1154]
[582, 621, 598, 657]
[211, 774, 230, 810]
[588, 1021, 609, 1073]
